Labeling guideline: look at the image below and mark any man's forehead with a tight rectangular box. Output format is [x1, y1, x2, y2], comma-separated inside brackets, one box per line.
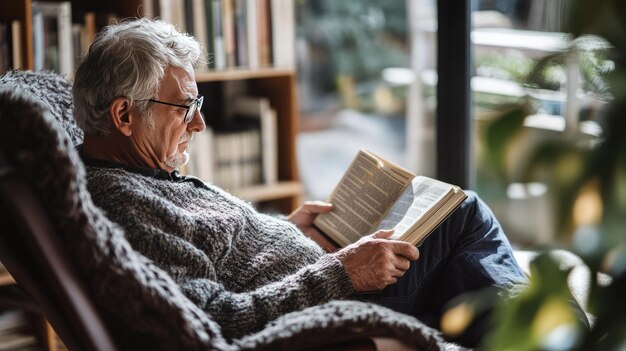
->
[159, 65, 198, 99]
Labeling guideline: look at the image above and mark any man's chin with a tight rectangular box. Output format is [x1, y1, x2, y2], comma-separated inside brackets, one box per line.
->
[164, 151, 190, 169]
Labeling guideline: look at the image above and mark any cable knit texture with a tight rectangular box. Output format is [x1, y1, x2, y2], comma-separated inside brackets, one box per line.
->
[0, 71, 463, 350]
[84, 165, 355, 340]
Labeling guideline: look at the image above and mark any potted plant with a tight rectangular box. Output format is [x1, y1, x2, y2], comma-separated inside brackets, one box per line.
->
[451, 0, 626, 349]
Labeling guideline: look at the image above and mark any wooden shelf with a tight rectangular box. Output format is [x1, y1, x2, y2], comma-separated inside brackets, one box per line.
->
[0, 271, 15, 286]
[232, 181, 303, 203]
[195, 67, 295, 82]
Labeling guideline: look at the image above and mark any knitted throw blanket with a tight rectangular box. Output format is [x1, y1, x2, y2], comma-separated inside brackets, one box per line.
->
[0, 71, 462, 350]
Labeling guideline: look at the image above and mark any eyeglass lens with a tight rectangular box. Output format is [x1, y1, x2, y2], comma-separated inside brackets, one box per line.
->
[185, 96, 203, 123]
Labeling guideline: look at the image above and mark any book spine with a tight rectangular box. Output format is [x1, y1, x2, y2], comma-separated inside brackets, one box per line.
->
[81, 12, 96, 57]
[71, 23, 81, 70]
[160, 0, 187, 32]
[11, 21, 23, 70]
[184, 0, 195, 34]
[159, 0, 172, 25]
[57, 2, 73, 76]
[142, 0, 155, 18]
[204, 0, 215, 69]
[257, 0, 270, 66]
[234, 0, 248, 67]
[262, 107, 278, 184]
[232, 131, 242, 188]
[175, 0, 187, 32]
[270, 0, 294, 68]
[32, 3, 45, 71]
[192, 0, 209, 71]
[188, 127, 215, 182]
[222, 0, 236, 68]
[211, 0, 225, 70]
[246, 0, 259, 69]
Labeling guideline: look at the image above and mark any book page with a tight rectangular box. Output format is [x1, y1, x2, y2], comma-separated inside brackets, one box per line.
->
[376, 176, 455, 241]
[314, 150, 414, 247]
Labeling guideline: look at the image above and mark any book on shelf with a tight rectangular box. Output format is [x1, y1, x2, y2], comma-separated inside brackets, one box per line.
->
[0, 20, 23, 73]
[137, 0, 291, 71]
[191, 0, 209, 72]
[0, 310, 27, 332]
[313, 150, 468, 248]
[0, 332, 37, 350]
[245, 0, 259, 68]
[184, 0, 195, 35]
[11, 21, 23, 70]
[70, 11, 96, 70]
[257, 0, 271, 66]
[212, 126, 262, 190]
[32, 3, 44, 71]
[270, 0, 294, 67]
[82, 12, 96, 56]
[142, 0, 156, 18]
[234, 0, 248, 67]
[0, 310, 38, 351]
[222, 0, 236, 68]
[187, 126, 215, 183]
[232, 95, 277, 184]
[159, 0, 187, 33]
[208, 0, 226, 70]
[35, 1, 74, 76]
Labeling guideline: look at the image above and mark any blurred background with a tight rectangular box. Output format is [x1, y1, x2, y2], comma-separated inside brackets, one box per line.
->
[294, 0, 611, 249]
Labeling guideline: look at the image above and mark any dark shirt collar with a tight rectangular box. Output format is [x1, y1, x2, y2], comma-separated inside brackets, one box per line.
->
[76, 144, 187, 182]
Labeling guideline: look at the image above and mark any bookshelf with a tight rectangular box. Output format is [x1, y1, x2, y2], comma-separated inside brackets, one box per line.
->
[0, 267, 60, 351]
[0, 0, 301, 349]
[1, 0, 301, 213]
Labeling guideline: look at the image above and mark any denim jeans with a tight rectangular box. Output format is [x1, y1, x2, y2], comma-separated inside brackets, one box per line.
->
[363, 191, 528, 346]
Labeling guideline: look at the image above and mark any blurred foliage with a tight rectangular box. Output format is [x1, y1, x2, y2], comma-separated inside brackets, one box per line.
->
[467, 0, 626, 349]
[525, 40, 613, 96]
[485, 254, 588, 351]
[483, 104, 528, 178]
[476, 53, 535, 85]
[296, 0, 409, 94]
[476, 42, 612, 95]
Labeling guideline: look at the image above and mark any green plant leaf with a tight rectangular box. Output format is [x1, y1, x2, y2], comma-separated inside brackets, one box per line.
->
[484, 253, 586, 351]
[484, 105, 529, 178]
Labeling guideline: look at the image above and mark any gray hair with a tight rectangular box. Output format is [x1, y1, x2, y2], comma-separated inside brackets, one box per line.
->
[72, 18, 203, 137]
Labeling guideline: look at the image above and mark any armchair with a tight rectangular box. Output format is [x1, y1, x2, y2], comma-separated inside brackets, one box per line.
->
[0, 70, 454, 350]
[0, 70, 596, 351]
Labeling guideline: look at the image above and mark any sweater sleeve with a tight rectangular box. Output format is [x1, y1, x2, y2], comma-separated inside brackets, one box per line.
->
[178, 254, 355, 340]
[85, 169, 356, 339]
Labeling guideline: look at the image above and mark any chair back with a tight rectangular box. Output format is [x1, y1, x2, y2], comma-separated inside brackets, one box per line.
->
[0, 155, 117, 351]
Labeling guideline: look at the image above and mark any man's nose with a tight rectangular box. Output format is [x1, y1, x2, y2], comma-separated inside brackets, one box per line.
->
[188, 109, 206, 133]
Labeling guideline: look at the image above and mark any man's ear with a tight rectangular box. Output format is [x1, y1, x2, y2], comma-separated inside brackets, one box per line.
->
[109, 97, 135, 136]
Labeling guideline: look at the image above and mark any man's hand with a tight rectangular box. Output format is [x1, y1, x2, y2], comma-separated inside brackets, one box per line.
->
[288, 201, 339, 252]
[333, 230, 420, 292]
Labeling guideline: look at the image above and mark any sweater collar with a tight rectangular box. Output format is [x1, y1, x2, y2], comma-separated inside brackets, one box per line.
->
[76, 144, 184, 181]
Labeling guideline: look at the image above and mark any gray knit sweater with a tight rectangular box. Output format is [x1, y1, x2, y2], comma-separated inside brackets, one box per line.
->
[84, 165, 356, 340]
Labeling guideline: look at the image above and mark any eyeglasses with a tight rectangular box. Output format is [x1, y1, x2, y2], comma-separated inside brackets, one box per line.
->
[142, 95, 204, 124]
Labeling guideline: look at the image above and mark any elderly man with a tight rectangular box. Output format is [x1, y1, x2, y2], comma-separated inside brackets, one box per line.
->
[73, 18, 528, 347]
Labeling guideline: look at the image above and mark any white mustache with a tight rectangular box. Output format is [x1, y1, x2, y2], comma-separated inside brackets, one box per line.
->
[178, 134, 193, 144]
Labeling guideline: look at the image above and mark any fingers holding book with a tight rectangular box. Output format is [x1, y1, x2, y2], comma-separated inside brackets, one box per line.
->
[333, 229, 420, 292]
[372, 229, 420, 261]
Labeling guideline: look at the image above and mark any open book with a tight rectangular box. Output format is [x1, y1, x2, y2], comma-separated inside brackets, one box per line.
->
[313, 150, 467, 247]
